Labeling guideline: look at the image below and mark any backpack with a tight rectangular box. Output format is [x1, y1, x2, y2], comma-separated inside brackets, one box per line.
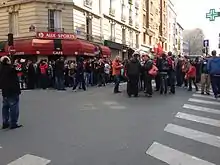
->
[161, 59, 170, 71]
[148, 65, 158, 76]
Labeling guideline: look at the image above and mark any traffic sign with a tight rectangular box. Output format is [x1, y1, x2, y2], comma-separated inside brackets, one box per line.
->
[203, 40, 209, 47]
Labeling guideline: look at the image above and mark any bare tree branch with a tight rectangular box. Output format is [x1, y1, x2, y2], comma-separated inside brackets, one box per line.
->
[183, 28, 205, 55]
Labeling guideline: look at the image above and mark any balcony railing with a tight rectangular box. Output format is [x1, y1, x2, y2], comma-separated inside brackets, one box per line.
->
[122, 39, 126, 44]
[109, 8, 116, 17]
[84, 0, 92, 8]
[129, 16, 133, 26]
[48, 27, 64, 32]
[75, 30, 102, 43]
[109, 36, 116, 42]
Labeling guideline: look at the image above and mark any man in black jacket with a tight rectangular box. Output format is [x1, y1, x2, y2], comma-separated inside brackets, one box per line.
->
[0, 56, 22, 129]
[126, 52, 141, 97]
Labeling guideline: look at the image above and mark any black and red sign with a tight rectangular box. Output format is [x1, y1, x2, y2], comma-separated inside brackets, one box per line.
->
[36, 32, 76, 40]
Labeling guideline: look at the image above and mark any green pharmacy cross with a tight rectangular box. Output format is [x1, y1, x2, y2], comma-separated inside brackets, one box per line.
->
[206, 9, 220, 21]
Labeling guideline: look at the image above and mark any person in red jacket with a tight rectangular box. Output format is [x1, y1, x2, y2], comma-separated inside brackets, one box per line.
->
[186, 61, 198, 91]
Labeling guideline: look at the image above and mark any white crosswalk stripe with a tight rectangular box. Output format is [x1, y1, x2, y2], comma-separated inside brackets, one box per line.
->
[164, 123, 220, 148]
[192, 94, 215, 100]
[183, 104, 220, 115]
[176, 112, 220, 127]
[146, 142, 215, 165]
[7, 154, 51, 165]
[196, 91, 214, 95]
[146, 93, 220, 165]
[188, 98, 220, 105]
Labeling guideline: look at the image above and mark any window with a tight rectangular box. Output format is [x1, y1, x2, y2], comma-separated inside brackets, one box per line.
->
[143, 14, 146, 27]
[149, 36, 152, 45]
[130, 31, 133, 46]
[143, 0, 146, 10]
[143, 32, 146, 44]
[136, 34, 139, 48]
[110, 23, 115, 41]
[150, 1, 153, 14]
[9, 12, 19, 36]
[122, 28, 126, 44]
[121, 3, 126, 21]
[175, 39, 178, 45]
[48, 10, 62, 32]
[169, 34, 171, 42]
[86, 16, 92, 41]
[135, 9, 138, 27]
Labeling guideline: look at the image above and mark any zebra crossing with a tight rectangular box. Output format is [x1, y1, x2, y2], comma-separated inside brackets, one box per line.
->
[146, 91, 220, 165]
[0, 145, 50, 165]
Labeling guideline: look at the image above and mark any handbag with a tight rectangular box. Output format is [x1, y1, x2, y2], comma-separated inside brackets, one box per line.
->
[148, 65, 158, 76]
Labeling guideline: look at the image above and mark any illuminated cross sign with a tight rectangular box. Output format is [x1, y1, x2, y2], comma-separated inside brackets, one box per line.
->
[206, 9, 220, 21]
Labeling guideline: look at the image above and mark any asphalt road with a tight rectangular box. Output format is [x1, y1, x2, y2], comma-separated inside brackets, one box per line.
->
[0, 84, 220, 165]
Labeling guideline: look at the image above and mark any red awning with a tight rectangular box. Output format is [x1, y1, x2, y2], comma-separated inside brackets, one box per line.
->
[4, 39, 54, 55]
[62, 40, 96, 56]
[2, 39, 96, 56]
[99, 45, 111, 57]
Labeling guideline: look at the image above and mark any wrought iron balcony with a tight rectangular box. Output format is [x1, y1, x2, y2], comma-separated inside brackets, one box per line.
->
[109, 36, 116, 42]
[47, 27, 65, 32]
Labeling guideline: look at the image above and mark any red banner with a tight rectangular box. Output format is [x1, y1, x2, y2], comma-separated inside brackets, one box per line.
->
[36, 32, 76, 40]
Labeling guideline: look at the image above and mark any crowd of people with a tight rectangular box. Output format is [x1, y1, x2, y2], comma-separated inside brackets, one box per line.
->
[114, 50, 220, 99]
[11, 57, 116, 91]
[0, 49, 220, 129]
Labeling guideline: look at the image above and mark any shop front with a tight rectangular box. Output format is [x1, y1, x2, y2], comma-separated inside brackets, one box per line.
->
[104, 40, 123, 60]
[0, 32, 111, 61]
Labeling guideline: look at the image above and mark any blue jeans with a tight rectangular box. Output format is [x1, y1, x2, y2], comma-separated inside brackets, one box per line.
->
[85, 72, 91, 86]
[114, 75, 120, 93]
[55, 76, 65, 90]
[2, 95, 20, 127]
[210, 75, 220, 96]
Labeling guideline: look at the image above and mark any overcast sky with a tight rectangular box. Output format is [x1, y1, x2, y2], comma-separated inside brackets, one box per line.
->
[172, 0, 220, 51]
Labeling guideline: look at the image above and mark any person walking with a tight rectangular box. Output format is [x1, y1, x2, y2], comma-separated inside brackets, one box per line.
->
[207, 50, 220, 98]
[186, 61, 198, 91]
[0, 56, 22, 129]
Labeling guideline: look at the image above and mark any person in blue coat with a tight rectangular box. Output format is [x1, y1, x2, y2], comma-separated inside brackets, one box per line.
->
[207, 50, 220, 98]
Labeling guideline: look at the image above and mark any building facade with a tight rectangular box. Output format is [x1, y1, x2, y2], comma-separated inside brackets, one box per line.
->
[167, 0, 177, 53]
[159, 0, 168, 52]
[73, 0, 102, 44]
[0, 0, 111, 61]
[102, 0, 141, 59]
[176, 22, 183, 55]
